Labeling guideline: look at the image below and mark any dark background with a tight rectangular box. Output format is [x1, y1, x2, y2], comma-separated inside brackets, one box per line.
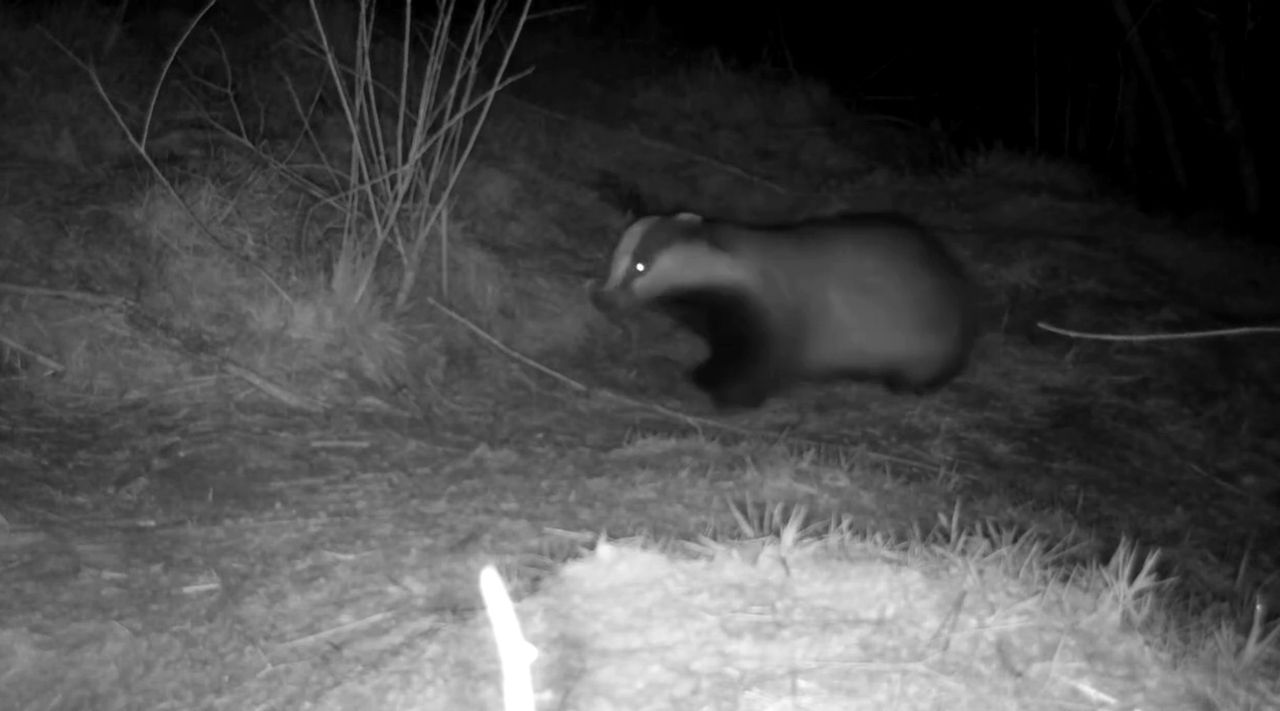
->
[580, 0, 1265, 229]
[45, 0, 1265, 230]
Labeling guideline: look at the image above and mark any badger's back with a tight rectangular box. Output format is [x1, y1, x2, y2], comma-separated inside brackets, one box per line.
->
[708, 213, 977, 387]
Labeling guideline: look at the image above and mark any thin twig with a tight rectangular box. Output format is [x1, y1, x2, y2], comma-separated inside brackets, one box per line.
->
[0, 334, 66, 375]
[220, 362, 326, 413]
[1038, 321, 1280, 342]
[277, 611, 392, 650]
[0, 282, 128, 307]
[137, 0, 220, 147]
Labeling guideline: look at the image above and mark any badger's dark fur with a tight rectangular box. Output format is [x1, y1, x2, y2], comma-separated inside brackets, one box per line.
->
[590, 211, 979, 410]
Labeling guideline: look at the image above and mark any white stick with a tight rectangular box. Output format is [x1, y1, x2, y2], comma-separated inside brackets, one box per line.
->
[479, 565, 538, 711]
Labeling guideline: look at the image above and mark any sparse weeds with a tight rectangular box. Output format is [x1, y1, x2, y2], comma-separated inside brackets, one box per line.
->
[1224, 597, 1280, 672]
[1178, 548, 1280, 680]
[277, 0, 533, 312]
[226, 0, 542, 388]
[693, 502, 1279, 707]
[129, 168, 412, 392]
[18, 0, 538, 402]
[870, 490, 1275, 685]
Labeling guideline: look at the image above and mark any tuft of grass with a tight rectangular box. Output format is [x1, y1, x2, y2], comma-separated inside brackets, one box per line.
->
[128, 172, 410, 393]
[20, 0, 546, 403]
[186, 0, 561, 393]
[1099, 537, 1165, 626]
[285, 0, 534, 312]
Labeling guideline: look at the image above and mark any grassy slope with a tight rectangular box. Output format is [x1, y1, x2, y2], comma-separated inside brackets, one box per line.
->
[0, 4, 1276, 709]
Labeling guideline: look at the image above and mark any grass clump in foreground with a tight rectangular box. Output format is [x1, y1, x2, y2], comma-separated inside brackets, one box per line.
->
[307, 505, 1278, 711]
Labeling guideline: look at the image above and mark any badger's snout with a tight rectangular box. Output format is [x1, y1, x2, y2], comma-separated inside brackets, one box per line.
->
[588, 281, 639, 315]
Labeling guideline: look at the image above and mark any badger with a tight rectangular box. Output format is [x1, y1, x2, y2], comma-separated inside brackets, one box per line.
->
[590, 211, 979, 410]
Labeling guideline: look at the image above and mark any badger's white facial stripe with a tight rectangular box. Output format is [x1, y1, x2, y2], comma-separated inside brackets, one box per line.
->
[603, 216, 660, 289]
[634, 241, 755, 301]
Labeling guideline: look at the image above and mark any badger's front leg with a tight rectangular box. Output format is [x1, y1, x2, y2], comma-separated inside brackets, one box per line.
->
[690, 344, 779, 411]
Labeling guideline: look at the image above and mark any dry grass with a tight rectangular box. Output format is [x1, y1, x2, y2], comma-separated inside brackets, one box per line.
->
[250, 0, 534, 313]
[0, 0, 565, 407]
[126, 166, 411, 395]
[301, 504, 1278, 710]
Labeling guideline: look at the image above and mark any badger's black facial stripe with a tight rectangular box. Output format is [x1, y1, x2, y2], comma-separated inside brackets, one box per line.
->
[652, 285, 780, 408]
[653, 287, 772, 358]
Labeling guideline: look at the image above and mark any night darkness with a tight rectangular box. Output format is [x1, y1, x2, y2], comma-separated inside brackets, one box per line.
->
[580, 0, 1265, 226]
[33, 0, 1263, 225]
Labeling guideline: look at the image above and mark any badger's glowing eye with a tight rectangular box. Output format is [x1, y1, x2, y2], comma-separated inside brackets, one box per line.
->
[634, 261, 648, 274]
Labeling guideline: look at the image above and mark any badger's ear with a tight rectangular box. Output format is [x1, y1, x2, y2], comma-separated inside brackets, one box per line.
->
[672, 212, 703, 225]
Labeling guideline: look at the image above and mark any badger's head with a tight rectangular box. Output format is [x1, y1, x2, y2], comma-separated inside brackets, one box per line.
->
[589, 212, 706, 314]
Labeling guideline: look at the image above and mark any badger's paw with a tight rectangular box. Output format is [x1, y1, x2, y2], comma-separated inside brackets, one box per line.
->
[691, 360, 772, 411]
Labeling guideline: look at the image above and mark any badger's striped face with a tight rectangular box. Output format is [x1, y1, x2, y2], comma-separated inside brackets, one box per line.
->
[600, 213, 713, 296]
[601, 216, 663, 292]
[592, 212, 769, 327]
